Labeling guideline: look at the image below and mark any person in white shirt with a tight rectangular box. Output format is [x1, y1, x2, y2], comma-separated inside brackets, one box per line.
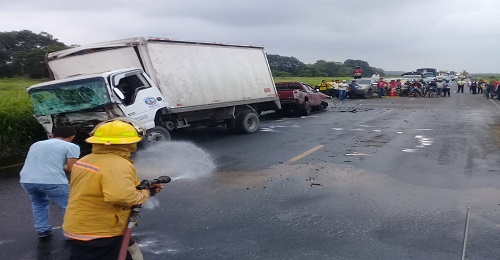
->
[338, 80, 349, 100]
[370, 72, 380, 84]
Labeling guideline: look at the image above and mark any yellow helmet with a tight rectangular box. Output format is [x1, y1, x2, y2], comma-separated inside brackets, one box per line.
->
[86, 119, 144, 145]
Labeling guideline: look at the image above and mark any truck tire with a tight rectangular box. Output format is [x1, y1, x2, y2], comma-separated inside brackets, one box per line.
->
[301, 101, 311, 116]
[141, 126, 171, 147]
[235, 111, 260, 134]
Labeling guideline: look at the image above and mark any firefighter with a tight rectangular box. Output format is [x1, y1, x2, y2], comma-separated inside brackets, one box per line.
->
[63, 119, 164, 260]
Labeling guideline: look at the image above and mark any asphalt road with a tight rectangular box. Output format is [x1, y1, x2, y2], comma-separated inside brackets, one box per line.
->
[2, 86, 500, 260]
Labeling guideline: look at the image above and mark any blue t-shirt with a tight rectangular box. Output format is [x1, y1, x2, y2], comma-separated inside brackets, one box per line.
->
[20, 138, 80, 184]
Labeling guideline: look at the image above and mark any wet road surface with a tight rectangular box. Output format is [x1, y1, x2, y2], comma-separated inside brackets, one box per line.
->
[2, 88, 500, 259]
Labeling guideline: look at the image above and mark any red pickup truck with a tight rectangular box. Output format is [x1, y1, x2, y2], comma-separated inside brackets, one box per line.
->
[275, 82, 331, 116]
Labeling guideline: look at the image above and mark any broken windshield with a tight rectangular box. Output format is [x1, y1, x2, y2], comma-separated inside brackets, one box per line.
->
[28, 77, 111, 116]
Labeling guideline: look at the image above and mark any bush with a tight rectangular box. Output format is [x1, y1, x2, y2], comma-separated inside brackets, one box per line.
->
[0, 78, 47, 159]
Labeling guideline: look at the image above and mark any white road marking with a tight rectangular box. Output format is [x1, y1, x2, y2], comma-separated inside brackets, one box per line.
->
[489, 99, 500, 110]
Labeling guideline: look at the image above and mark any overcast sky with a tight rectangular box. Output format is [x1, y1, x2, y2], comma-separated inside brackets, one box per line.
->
[2, 0, 499, 73]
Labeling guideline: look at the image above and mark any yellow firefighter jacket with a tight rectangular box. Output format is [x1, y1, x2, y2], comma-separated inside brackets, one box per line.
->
[62, 143, 150, 240]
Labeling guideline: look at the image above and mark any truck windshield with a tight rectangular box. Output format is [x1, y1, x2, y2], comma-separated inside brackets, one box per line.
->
[28, 77, 111, 116]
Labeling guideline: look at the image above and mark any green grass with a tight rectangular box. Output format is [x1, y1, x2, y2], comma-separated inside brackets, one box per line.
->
[0, 78, 47, 159]
[274, 77, 353, 86]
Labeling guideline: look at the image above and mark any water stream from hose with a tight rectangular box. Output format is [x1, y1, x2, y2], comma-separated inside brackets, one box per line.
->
[133, 141, 216, 210]
[134, 141, 217, 181]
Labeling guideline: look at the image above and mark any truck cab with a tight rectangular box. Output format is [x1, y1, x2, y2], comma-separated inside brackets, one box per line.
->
[27, 68, 167, 147]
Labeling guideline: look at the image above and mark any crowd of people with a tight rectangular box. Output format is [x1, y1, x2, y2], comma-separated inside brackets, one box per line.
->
[315, 70, 500, 100]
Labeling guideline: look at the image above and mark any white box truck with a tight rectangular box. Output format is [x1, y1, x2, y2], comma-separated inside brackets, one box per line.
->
[26, 37, 280, 146]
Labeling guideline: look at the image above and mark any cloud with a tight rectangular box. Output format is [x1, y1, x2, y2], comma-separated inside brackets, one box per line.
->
[1, 0, 500, 72]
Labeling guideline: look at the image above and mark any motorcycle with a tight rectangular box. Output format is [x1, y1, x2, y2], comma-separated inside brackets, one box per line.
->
[427, 86, 437, 98]
[409, 86, 423, 97]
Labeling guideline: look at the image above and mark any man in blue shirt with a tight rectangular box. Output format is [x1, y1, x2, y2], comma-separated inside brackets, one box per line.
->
[20, 126, 80, 238]
[348, 80, 359, 99]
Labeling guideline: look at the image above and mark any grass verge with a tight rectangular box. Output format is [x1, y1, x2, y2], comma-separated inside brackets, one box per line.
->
[0, 78, 47, 160]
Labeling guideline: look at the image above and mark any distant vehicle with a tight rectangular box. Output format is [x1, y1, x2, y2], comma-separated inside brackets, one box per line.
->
[275, 82, 330, 116]
[416, 68, 437, 78]
[347, 78, 377, 98]
[436, 75, 451, 82]
[401, 71, 430, 84]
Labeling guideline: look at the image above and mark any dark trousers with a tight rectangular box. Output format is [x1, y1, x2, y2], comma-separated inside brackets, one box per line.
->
[348, 90, 357, 99]
[331, 89, 339, 98]
[457, 85, 464, 93]
[471, 86, 477, 94]
[442, 88, 450, 97]
[377, 88, 384, 97]
[70, 236, 133, 260]
[486, 88, 494, 99]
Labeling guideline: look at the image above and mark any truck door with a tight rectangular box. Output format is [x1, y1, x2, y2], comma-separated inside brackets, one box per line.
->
[110, 70, 167, 121]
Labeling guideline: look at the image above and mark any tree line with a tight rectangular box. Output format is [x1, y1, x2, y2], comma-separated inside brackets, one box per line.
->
[267, 55, 385, 78]
[0, 30, 385, 79]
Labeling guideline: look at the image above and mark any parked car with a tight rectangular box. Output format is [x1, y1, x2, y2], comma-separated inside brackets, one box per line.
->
[347, 78, 376, 98]
[275, 82, 330, 116]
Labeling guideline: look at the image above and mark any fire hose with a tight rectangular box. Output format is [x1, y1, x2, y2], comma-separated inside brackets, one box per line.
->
[118, 176, 171, 260]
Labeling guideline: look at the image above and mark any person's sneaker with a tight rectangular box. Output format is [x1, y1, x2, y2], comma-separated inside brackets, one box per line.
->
[38, 230, 52, 238]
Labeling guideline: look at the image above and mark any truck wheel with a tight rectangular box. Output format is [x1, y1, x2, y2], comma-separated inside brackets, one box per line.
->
[301, 101, 311, 116]
[235, 111, 260, 134]
[141, 126, 171, 147]
[364, 89, 373, 99]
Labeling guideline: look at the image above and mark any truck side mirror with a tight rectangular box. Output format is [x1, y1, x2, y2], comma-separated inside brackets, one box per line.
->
[113, 88, 125, 100]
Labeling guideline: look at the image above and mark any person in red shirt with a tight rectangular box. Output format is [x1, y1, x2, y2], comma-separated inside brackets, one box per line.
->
[353, 66, 362, 79]
[377, 78, 388, 98]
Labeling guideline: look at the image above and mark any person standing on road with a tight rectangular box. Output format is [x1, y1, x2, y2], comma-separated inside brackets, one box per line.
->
[436, 79, 444, 96]
[370, 72, 380, 84]
[470, 79, 478, 94]
[442, 80, 451, 97]
[20, 126, 80, 238]
[338, 80, 349, 101]
[485, 81, 495, 99]
[457, 78, 465, 93]
[477, 80, 486, 94]
[330, 79, 339, 98]
[377, 78, 388, 98]
[318, 80, 328, 94]
[63, 119, 164, 260]
[347, 80, 358, 99]
[327, 79, 334, 96]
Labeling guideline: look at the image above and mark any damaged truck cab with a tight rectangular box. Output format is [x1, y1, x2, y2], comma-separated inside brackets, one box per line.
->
[27, 37, 280, 147]
[27, 69, 167, 146]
